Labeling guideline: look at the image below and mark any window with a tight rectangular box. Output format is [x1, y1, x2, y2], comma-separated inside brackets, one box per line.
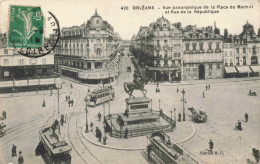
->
[164, 40, 168, 45]
[225, 52, 227, 57]
[209, 64, 213, 69]
[252, 46, 256, 54]
[192, 43, 196, 51]
[174, 53, 180, 57]
[4, 59, 9, 66]
[243, 48, 246, 53]
[18, 59, 24, 65]
[199, 43, 203, 51]
[217, 63, 220, 69]
[236, 48, 239, 53]
[230, 59, 233, 66]
[30, 59, 37, 64]
[157, 40, 160, 47]
[4, 71, 9, 77]
[97, 39, 101, 44]
[216, 43, 220, 50]
[186, 44, 189, 51]
[156, 50, 159, 57]
[243, 57, 246, 65]
[229, 44, 233, 48]
[4, 49, 8, 54]
[236, 57, 240, 65]
[42, 58, 46, 64]
[230, 51, 232, 56]
[208, 43, 212, 50]
[164, 50, 167, 56]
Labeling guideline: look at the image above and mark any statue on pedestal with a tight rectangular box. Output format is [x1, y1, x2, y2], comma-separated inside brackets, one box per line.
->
[124, 70, 147, 98]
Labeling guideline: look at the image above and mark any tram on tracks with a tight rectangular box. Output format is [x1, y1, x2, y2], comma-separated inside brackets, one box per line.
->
[147, 132, 199, 164]
[87, 86, 115, 107]
[36, 127, 72, 164]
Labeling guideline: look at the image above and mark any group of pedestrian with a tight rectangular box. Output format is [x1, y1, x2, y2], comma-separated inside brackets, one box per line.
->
[66, 95, 74, 107]
[203, 84, 211, 98]
[11, 144, 24, 164]
[235, 113, 249, 131]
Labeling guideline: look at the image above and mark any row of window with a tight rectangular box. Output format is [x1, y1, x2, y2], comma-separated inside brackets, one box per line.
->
[235, 46, 258, 54]
[185, 42, 220, 51]
[3, 58, 47, 66]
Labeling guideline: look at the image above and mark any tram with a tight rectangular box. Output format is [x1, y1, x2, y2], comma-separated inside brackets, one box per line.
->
[147, 132, 199, 164]
[87, 86, 115, 107]
[36, 127, 72, 164]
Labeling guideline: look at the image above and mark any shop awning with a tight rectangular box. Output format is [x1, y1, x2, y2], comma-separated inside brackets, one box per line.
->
[235, 66, 252, 73]
[250, 65, 260, 72]
[224, 67, 237, 73]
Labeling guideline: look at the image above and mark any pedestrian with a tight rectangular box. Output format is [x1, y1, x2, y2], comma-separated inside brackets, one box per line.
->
[103, 133, 107, 145]
[88, 88, 90, 93]
[71, 99, 74, 107]
[2, 111, 6, 119]
[60, 115, 64, 126]
[203, 91, 205, 98]
[178, 112, 182, 122]
[50, 90, 53, 96]
[18, 151, 24, 164]
[65, 114, 68, 123]
[209, 139, 214, 151]
[68, 100, 71, 107]
[42, 100, 46, 107]
[66, 95, 68, 101]
[206, 85, 208, 91]
[99, 130, 102, 142]
[245, 113, 248, 122]
[208, 84, 210, 90]
[90, 122, 94, 132]
[98, 112, 102, 122]
[68, 95, 70, 101]
[11, 144, 17, 157]
[237, 120, 242, 131]
[71, 84, 73, 88]
[124, 128, 128, 139]
[252, 148, 260, 163]
[95, 127, 99, 138]
[177, 87, 179, 93]
[160, 108, 163, 116]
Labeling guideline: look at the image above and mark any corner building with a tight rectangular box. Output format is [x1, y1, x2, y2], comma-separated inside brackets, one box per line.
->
[54, 10, 120, 83]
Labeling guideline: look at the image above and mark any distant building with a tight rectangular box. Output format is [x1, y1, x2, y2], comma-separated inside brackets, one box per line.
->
[233, 21, 260, 77]
[182, 24, 223, 80]
[54, 10, 120, 84]
[0, 33, 60, 93]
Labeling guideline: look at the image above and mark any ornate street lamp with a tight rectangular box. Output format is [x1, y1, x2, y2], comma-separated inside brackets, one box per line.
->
[170, 110, 173, 124]
[108, 101, 111, 119]
[103, 104, 106, 123]
[174, 108, 176, 124]
[159, 99, 161, 111]
[182, 89, 186, 121]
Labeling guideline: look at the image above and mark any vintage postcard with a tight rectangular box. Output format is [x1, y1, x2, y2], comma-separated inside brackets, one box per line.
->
[0, 0, 259, 164]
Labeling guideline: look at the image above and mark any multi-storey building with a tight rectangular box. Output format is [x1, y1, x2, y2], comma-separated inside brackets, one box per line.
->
[223, 36, 237, 77]
[182, 25, 223, 80]
[233, 21, 260, 77]
[0, 33, 60, 93]
[54, 10, 120, 84]
[134, 16, 183, 82]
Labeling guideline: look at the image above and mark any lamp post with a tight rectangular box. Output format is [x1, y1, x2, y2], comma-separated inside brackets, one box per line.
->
[182, 89, 186, 121]
[108, 101, 111, 119]
[174, 108, 176, 124]
[159, 99, 161, 111]
[103, 104, 106, 123]
[85, 98, 89, 133]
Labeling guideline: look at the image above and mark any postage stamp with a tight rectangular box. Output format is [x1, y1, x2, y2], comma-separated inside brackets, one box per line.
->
[8, 5, 44, 49]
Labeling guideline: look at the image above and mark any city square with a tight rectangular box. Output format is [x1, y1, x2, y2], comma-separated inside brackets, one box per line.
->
[0, 0, 260, 163]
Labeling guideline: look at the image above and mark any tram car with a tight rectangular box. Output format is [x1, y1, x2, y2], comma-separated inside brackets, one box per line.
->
[36, 127, 72, 164]
[87, 86, 115, 107]
[147, 132, 199, 164]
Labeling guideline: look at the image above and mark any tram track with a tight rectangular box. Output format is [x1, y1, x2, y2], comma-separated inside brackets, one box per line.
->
[67, 86, 101, 164]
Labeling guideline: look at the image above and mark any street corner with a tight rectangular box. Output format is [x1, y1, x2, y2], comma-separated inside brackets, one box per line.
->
[81, 126, 147, 151]
[168, 121, 196, 144]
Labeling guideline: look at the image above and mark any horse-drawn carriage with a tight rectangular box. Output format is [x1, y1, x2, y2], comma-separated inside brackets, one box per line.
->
[188, 107, 207, 123]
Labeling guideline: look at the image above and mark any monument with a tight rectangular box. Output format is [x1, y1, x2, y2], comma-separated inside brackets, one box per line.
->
[104, 71, 175, 138]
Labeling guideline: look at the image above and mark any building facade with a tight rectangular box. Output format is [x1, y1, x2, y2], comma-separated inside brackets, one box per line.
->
[0, 33, 60, 93]
[134, 16, 183, 82]
[182, 25, 223, 80]
[54, 10, 120, 83]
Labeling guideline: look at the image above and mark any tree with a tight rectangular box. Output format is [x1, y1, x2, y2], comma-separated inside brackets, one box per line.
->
[224, 28, 228, 39]
[214, 27, 220, 35]
[258, 28, 260, 37]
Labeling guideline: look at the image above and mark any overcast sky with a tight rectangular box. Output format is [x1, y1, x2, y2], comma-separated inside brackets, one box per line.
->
[0, 0, 260, 40]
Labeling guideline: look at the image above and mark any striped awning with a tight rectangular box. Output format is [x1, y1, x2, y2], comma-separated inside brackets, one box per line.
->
[250, 65, 260, 72]
[224, 67, 237, 73]
[236, 66, 252, 73]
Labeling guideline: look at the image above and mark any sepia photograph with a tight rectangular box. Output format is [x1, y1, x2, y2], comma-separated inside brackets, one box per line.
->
[0, 0, 259, 163]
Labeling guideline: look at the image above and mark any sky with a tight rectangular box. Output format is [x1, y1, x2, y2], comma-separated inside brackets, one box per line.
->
[0, 0, 260, 40]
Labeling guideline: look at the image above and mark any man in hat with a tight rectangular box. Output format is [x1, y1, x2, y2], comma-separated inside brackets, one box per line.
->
[244, 113, 248, 122]
[11, 144, 17, 157]
[18, 151, 24, 164]
[209, 139, 214, 151]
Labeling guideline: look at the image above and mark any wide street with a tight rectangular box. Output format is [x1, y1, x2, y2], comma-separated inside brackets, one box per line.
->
[0, 48, 260, 164]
